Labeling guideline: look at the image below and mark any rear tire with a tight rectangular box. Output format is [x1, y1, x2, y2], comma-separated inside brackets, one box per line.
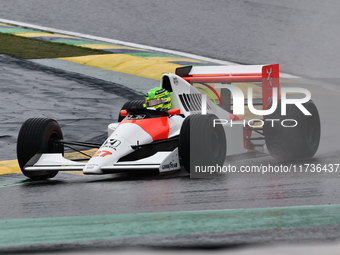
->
[118, 100, 145, 122]
[264, 100, 320, 161]
[17, 118, 64, 179]
[179, 114, 226, 174]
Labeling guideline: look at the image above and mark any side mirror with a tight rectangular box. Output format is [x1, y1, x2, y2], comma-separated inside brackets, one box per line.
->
[168, 109, 181, 116]
[120, 110, 127, 116]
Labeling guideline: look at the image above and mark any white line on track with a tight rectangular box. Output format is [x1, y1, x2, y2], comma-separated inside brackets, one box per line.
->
[0, 17, 298, 78]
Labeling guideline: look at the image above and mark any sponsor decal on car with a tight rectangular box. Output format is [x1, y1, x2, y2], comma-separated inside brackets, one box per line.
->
[84, 164, 99, 170]
[161, 161, 178, 171]
[102, 139, 121, 150]
[126, 114, 146, 120]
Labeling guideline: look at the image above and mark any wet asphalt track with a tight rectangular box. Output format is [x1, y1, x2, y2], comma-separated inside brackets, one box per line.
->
[0, 55, 145, 161]
[1, 56, 340, 250]
[1, 0, 340, 252]
[1, 0, 340, 78]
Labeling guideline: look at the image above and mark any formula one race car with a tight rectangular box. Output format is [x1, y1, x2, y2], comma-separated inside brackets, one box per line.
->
[16, 64, 321, 179]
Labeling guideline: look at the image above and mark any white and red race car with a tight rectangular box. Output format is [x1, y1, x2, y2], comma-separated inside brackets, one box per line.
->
[16, 64, 320, 179]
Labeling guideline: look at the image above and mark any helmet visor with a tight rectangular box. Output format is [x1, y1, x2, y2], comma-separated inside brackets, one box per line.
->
[147, 99, 165, 107]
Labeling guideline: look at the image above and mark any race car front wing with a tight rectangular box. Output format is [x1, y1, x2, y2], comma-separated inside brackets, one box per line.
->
[24, 148, 181, 174]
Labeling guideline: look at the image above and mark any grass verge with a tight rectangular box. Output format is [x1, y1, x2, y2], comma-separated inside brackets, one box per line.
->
[0, 32, 109, 59]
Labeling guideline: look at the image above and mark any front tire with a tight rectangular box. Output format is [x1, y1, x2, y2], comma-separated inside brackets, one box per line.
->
[264, 100, 321, 161]
[17, 118, 64, 179]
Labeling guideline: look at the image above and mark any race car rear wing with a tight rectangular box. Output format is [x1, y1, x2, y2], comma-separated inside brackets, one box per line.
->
[175, 64, 279, 111]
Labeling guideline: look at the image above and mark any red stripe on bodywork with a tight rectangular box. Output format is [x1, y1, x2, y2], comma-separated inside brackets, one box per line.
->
[243, 127, 253, 151]
[227, 113, 252, 150]
[201, 83, 223, 106]
[121, 117, 169, 141]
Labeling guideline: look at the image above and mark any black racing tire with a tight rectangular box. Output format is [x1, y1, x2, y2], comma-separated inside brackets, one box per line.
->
[179, 114, 226, 174]
[118, 100, 145, 122]
[17, 118, 64, 179]
[264, 100, 321, 161]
